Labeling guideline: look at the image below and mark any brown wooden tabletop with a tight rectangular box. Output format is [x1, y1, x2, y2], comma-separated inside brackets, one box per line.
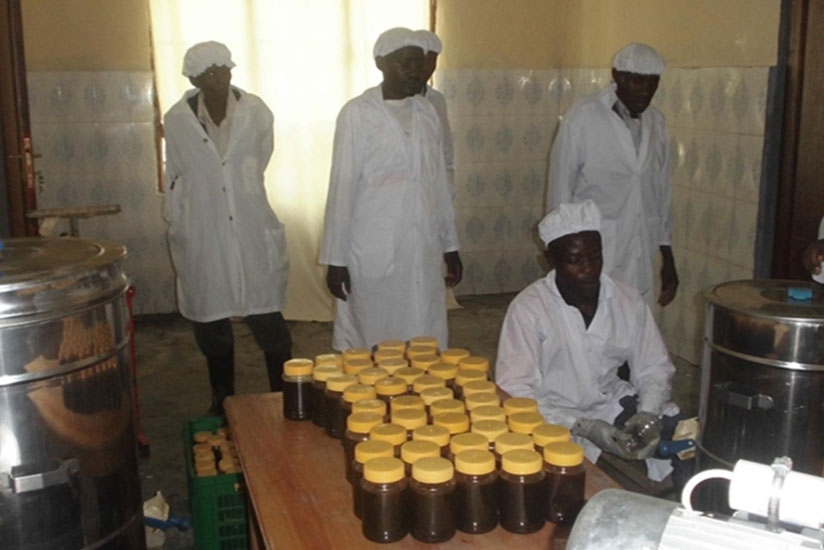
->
[225, 393, 619, 549]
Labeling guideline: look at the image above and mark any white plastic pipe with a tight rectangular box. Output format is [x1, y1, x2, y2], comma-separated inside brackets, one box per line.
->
[681, 468, 734, 511]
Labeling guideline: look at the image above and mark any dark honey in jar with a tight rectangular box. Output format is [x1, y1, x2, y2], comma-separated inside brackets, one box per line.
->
[344, 412, 383, 482]
[544, 441, 586, 525]
[324, 374, 357, 438]
[361, 457, 408, 542]
[408, 456, 457, 542]
[310, 365, 341, 428]
[454, 449, 498, 534]
[499, 449, 548, 534]
[282, 358, 313, 420]
[351, 440, 394, 519]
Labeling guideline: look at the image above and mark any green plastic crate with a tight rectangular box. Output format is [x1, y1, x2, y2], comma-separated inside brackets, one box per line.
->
[185, 417, 248, 550]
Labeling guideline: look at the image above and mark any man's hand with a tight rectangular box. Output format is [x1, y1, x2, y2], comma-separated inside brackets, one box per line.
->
[802, 239, 824, 277]
[659, 246, 679, 306]
[326, 265, 351, 301]
[622, 411, 662, 460]
[572, 418, 635, 460]
[444, 251, 463, 287]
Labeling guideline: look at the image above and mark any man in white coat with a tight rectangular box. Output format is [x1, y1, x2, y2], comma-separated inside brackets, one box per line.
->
[496, 200, 683, 482]
[547, 43, 678, 307]
[163, 42, 292, 416]
[320, 27, 462, 351]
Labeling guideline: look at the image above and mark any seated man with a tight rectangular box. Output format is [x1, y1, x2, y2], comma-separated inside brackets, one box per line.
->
[495, 200, 682, 482]
[803, 216, 824, 282]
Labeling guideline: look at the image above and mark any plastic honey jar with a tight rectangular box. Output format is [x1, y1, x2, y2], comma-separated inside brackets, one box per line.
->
[344, 412, 384, 482]
[457, 356, 490, 376]
[432, 412, 470, 436]
[503, 397, 539, 416]
[448, 432, 488, 462]
[352, 398, 388, 422]
[282, 358, 313, 421]
[408, 336, 438, 351]
[344, 357, 373, 377]
[342, 347, 371, 362]
[533, 423, 571, 453]
[400, 439, 440, 476]
[352, 440, 394, 519]
[427, 363, 457, 388]
[406, 344, 437, 361]
[361, 457, 408, 543]
[369, 423, 407, 457]
[408, 457, 456, 542]
[310, 365, 341, 428]
[454, 449, 498, 534]
[376, 339, 406, 354]
[499, 449, 548, 534]
[544, 441, 586, 525]
[373, 349, 404, 364]
[454, 369, 486, 399]
[465, 392, 500, 411]
[412, 424, 451, 457]
[314, 353, 343, 369]
[374, 376, 407, 404]
[394, 367, 425, 393]
[429, 398, 464, 417]
[391, 409, 427, 440]
[376, 357, 407, 376]
[358, 367, 389, 386]
[324, 374, 358, 438]
[389, 395, 425, 414]
[419, 387, 454, 419]
[440, 348, 470, 366]
[471, 419, 509, 451]
[412, 374, 445, 394]
[461, 379, 497, 398]
[411, 354, 440, 372]
[470, 405, 507, 424]
[508, 411, 546, 435]
[494, 432, 534, 467]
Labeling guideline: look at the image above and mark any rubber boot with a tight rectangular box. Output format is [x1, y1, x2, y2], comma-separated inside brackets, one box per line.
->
[205, 351, 234, 417]
[264, 349, 291, 393]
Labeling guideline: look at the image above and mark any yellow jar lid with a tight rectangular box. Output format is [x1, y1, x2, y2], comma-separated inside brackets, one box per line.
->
[462, 380, 497, 397]
[440, 348, 471, 365]
[408, 336, 439, 350]
[458, 356, 490, 373]
[508, 412, 546, 434]
[369, 423, 407, 446]
[312, 364, 342, 382]
[314, 353, 343, 368]
[470, 405, 507, 424]
[544, 441, 584, 467]
[412, 456, 454, 484]
[347, 411, 383, 434]
[221, 464, 242, 474]
[432, 412, 470, 434]
[427, 363, 457, 381]
[207, 435, 225, 447]
[429, 398, 465, 416]
[533, 423, 571, 447]
[495, 432, 534, 455]
[193, 431, 212, 443]
[218, 457, 238, 471]
[344, 358, 373, 376]
[395, 366, 424, 385]
[354, 440, 394, 463]
[502, 449, 543, 475]
[374, 349, 404, 363]
[192, 442, 211, 454]
[455, 449, 496, 476]
[377, 339, 406, 353]
[352, 398, 387, 416]
[407, 344, 437, 360]
[374, 376, 407, 396]
[413, 374, 446, 393]
[465, 392, 501, 411]
[194, 453, 214, 466]
[411, 354, 441, 372]
[326, 373, 358, 392]
[456, 368, 486, 386]
[358, 367, 389, 386]
[343, 347, 371, 361]
[419, 386, 454, 406]
[363, 457, 405, 484]
[412, 424, 450, 447]
[401, 440, 440, 465]
[377, 358, 408, 375]
[450, 432, 489, 455]
[343, 383, 377, 403]
[390, 395, 425, 413]
[503, 397, 539, 415]
[471, 419, 509, 443]
[284, 358, 313, 376]
[196, 468, 218, 477]
[391, 408, 427, 431]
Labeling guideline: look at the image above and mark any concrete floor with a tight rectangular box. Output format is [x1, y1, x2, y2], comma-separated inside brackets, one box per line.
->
[134, 293, 700, 549]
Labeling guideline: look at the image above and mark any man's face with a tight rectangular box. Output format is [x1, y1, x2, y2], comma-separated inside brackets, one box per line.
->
[547, 231, 603, 294]
[377, 46, 425, 99]
[422, 51, 438, 83]
[612, 68, 659, 117]
[190, 64, 232, 95]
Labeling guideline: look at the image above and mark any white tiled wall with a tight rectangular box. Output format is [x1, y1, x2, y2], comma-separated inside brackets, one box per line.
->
[437, 66, 769, 364]
[27, 71, 176, 315]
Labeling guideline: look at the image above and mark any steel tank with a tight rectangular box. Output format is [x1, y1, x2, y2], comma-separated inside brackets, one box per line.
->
[0, 238, 144, 549]
[696, 279, 824, 512]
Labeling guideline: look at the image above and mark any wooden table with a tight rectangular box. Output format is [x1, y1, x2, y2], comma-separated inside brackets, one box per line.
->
[225, 393, 619, 549]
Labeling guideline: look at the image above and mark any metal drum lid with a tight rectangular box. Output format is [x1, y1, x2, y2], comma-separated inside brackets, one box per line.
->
[0, 238, 127, 323]
[704, 279, 824, 321]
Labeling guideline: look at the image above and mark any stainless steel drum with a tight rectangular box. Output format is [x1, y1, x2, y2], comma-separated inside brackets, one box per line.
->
[696, 279, 824, 511]
[0, 238, 143, 549]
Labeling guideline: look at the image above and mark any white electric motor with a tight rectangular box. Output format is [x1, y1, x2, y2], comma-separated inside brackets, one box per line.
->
[567, 457, 824, 550]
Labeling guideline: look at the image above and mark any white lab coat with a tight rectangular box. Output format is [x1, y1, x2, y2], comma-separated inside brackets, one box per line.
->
[548, 84, 672, 303]
[163, 87, 288, 322]
[495, 271, 676, 472]
[319, 86, 460, 350]
[423, 85, 454, 193]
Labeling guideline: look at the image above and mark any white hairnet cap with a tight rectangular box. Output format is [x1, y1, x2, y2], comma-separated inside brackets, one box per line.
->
[182, 41, 236, 78]
[539, 200, 602, 247]
[415, 29, 442, 54]
[613, 43, 665, 75]
[373, 27, 426, 59]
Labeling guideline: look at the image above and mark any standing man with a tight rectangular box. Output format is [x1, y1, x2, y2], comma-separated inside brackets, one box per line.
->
[547, 43, 678, 306]
[163, 41, 292, 416]
[320, 27, 462, 351]
[415, 29, 454, 193]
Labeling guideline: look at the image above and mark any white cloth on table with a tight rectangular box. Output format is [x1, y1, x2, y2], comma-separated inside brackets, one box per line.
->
[547, 83, 672, 304]
[319, 85, 459, 351]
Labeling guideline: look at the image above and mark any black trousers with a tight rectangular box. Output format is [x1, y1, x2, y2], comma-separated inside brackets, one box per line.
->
[192, 312, 292, 396]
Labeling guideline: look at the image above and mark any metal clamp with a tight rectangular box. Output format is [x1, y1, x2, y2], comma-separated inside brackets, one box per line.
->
[8, 458, 79, 494]
[712, 382, 774, 411]
[767, 456, 793, 532]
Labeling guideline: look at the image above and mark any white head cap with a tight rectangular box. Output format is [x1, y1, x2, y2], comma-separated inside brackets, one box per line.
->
[613, 43, 665, 75]
[538, 200, 601, 247]
[182, 41, 236, 78]
[415, 29, 442, 54]
[373, 27, 426, 59]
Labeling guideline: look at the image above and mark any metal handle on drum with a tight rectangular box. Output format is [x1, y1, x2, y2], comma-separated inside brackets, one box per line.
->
[712, 382, 774, 411]
[7, 458, 79, 493]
